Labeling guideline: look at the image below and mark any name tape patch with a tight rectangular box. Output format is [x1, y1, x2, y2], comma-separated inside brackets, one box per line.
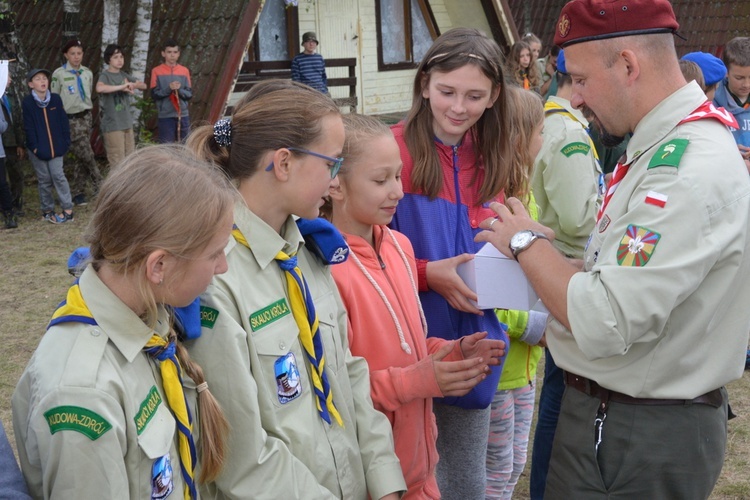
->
[135, 385, 163, 435]
[250, 299, 291, 331]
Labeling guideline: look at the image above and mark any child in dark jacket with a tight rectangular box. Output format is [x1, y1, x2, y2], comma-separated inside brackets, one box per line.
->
[22, 68, 73, 223]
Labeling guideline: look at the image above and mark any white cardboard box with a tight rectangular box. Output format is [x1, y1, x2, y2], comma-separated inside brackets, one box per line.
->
[457, 243, 539, 310]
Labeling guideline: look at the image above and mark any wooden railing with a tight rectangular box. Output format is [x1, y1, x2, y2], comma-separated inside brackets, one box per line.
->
[233, 57, 358, 113]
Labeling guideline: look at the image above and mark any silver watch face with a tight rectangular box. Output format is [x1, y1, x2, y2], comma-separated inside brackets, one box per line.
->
[511, 230, 534, 250]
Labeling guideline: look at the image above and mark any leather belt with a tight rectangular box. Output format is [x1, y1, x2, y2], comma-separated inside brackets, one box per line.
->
[564, 372, 723, 408]
[67, 110, 89, 119]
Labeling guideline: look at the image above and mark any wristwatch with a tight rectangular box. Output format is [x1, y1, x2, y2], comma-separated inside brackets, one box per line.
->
[509, 230, 549, 260]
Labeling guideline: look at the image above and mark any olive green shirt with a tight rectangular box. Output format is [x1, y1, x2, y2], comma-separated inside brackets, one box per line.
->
[51, 65, 94, 114]
[12, 266, 189, 499]
[189, 203, 406, 499]
[548, 82, 750, 398]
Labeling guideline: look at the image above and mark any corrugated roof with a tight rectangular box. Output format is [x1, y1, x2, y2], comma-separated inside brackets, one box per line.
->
[11, 0, 258, 125]
[507, 0, 750, 57]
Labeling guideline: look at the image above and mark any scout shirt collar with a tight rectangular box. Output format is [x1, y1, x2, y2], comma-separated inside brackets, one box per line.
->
[232, 201, 305, 270]
[78, 266, 171, 363]
[624, 81, 708, 167]
[547, 95, 590, 127]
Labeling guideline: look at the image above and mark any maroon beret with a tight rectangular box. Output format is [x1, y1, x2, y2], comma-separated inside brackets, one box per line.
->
[554, 0, 679, 48]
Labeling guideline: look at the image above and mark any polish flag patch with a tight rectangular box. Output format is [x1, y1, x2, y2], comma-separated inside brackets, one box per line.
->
[645, 191, 668, 208]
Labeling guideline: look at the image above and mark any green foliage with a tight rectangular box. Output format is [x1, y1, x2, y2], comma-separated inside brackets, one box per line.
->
[133, 94, 156, 145]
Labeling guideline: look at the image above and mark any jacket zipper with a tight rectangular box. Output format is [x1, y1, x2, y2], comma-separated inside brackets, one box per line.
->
[43, 107, 55, 158]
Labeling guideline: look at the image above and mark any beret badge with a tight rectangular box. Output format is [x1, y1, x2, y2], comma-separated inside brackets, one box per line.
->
[558, 13, 571, 39]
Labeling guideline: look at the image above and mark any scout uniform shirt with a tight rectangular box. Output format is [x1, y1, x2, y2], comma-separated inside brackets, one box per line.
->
[51, 64, 94, 114]
[12, 266, 190, 499]
[532, 95, 602, 258]
[189, 203, 406, 500]
[547, 81, 750, 399]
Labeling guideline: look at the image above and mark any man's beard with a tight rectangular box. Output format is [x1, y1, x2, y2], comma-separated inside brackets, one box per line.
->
[582, 106, 625, 148]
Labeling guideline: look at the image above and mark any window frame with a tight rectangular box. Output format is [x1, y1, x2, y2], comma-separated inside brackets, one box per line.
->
[247, 4, 300, 61]
[375, 0, 440, 71]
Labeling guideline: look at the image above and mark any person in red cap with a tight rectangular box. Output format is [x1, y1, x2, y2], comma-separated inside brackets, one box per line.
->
[475, 0, 750, 498]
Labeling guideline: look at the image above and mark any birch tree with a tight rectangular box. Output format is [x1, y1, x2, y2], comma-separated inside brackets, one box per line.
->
[101, 0, 120, 62]
[131, 0, 153, 138]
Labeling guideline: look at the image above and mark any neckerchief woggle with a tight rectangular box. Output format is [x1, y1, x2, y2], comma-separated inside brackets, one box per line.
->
[49, 281, 198, 500]
[232, 224, 344, 426]
[597, 100, 739, 222]
[63, 62, 86, 102]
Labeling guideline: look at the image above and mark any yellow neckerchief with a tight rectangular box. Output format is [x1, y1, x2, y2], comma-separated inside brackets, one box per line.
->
[50, 282, 198, 500]
[232, 225, 343, 426]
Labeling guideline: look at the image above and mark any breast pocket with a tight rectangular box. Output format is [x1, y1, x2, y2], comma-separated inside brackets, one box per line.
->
[137, 402, 175, 459]
[252, 317, 310, 409]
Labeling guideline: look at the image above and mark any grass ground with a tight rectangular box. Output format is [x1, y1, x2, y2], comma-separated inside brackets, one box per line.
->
[2, 180, 749, 499]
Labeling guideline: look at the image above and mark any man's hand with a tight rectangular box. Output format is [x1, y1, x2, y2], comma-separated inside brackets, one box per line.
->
[474, 198, 555, 258]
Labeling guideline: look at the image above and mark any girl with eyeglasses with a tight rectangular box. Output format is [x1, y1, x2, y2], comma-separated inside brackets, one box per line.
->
[185, 81, 406, 500]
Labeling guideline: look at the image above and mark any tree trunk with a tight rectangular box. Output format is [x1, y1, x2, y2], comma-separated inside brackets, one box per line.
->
[0, 1, 30, 123]
[131, 0, 153, 141]
[101, 0, 120, 62]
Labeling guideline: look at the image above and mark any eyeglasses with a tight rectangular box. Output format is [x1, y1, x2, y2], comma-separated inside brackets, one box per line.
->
[264, 147, 344, 179]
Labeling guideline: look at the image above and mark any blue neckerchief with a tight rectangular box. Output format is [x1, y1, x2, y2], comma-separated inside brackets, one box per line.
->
[63, 62, 86, 101]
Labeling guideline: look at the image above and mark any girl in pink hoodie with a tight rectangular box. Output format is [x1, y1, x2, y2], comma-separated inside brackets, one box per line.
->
[327, 113, 505, 499]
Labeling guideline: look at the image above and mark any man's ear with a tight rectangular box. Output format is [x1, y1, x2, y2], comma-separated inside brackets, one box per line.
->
[620, 49, 641, 84]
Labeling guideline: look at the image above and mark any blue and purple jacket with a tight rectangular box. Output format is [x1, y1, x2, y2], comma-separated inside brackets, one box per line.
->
[389, 122, 509, 409]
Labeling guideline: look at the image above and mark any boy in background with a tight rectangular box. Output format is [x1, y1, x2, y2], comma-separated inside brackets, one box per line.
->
[96, 44, 147, 168]
[682, 51, 726, 101]
[713, 36, 750, 170]
[150, 38, 192, 143]
[291, 32, 328, 95]
[23, 69, 73, 224]
[51, 39, 102, 206]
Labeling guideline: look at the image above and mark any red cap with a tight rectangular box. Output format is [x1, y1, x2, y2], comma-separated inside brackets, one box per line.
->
[554, 0, 679, 48]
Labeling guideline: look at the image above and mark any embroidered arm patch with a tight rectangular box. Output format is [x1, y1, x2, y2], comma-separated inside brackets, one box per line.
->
[648, 139, 689, 169]
[617, 225, 661, 266]
[44, 405, 112, 440]
[561, 141, 591, 157]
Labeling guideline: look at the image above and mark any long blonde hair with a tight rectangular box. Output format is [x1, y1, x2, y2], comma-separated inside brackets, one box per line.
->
[403, 27, 517, 203]
[505, 86, 543, 204]
[86, 144, 233, 482]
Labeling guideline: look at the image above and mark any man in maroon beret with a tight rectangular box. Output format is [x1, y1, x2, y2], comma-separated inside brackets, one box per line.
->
[475, 0, 750, 498]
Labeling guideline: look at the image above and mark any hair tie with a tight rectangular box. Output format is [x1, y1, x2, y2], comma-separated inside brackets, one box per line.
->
[213, 118, 232, 147]
[196, 382, 209, 393]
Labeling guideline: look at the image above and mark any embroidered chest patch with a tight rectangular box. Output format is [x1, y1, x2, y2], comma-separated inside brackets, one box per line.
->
[617, 225, 661, 266]
[275, 352, 302, 404]
[249, 299, 291, 331]
[44, 405, 112, 440]
[135, 386, 163, 435]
